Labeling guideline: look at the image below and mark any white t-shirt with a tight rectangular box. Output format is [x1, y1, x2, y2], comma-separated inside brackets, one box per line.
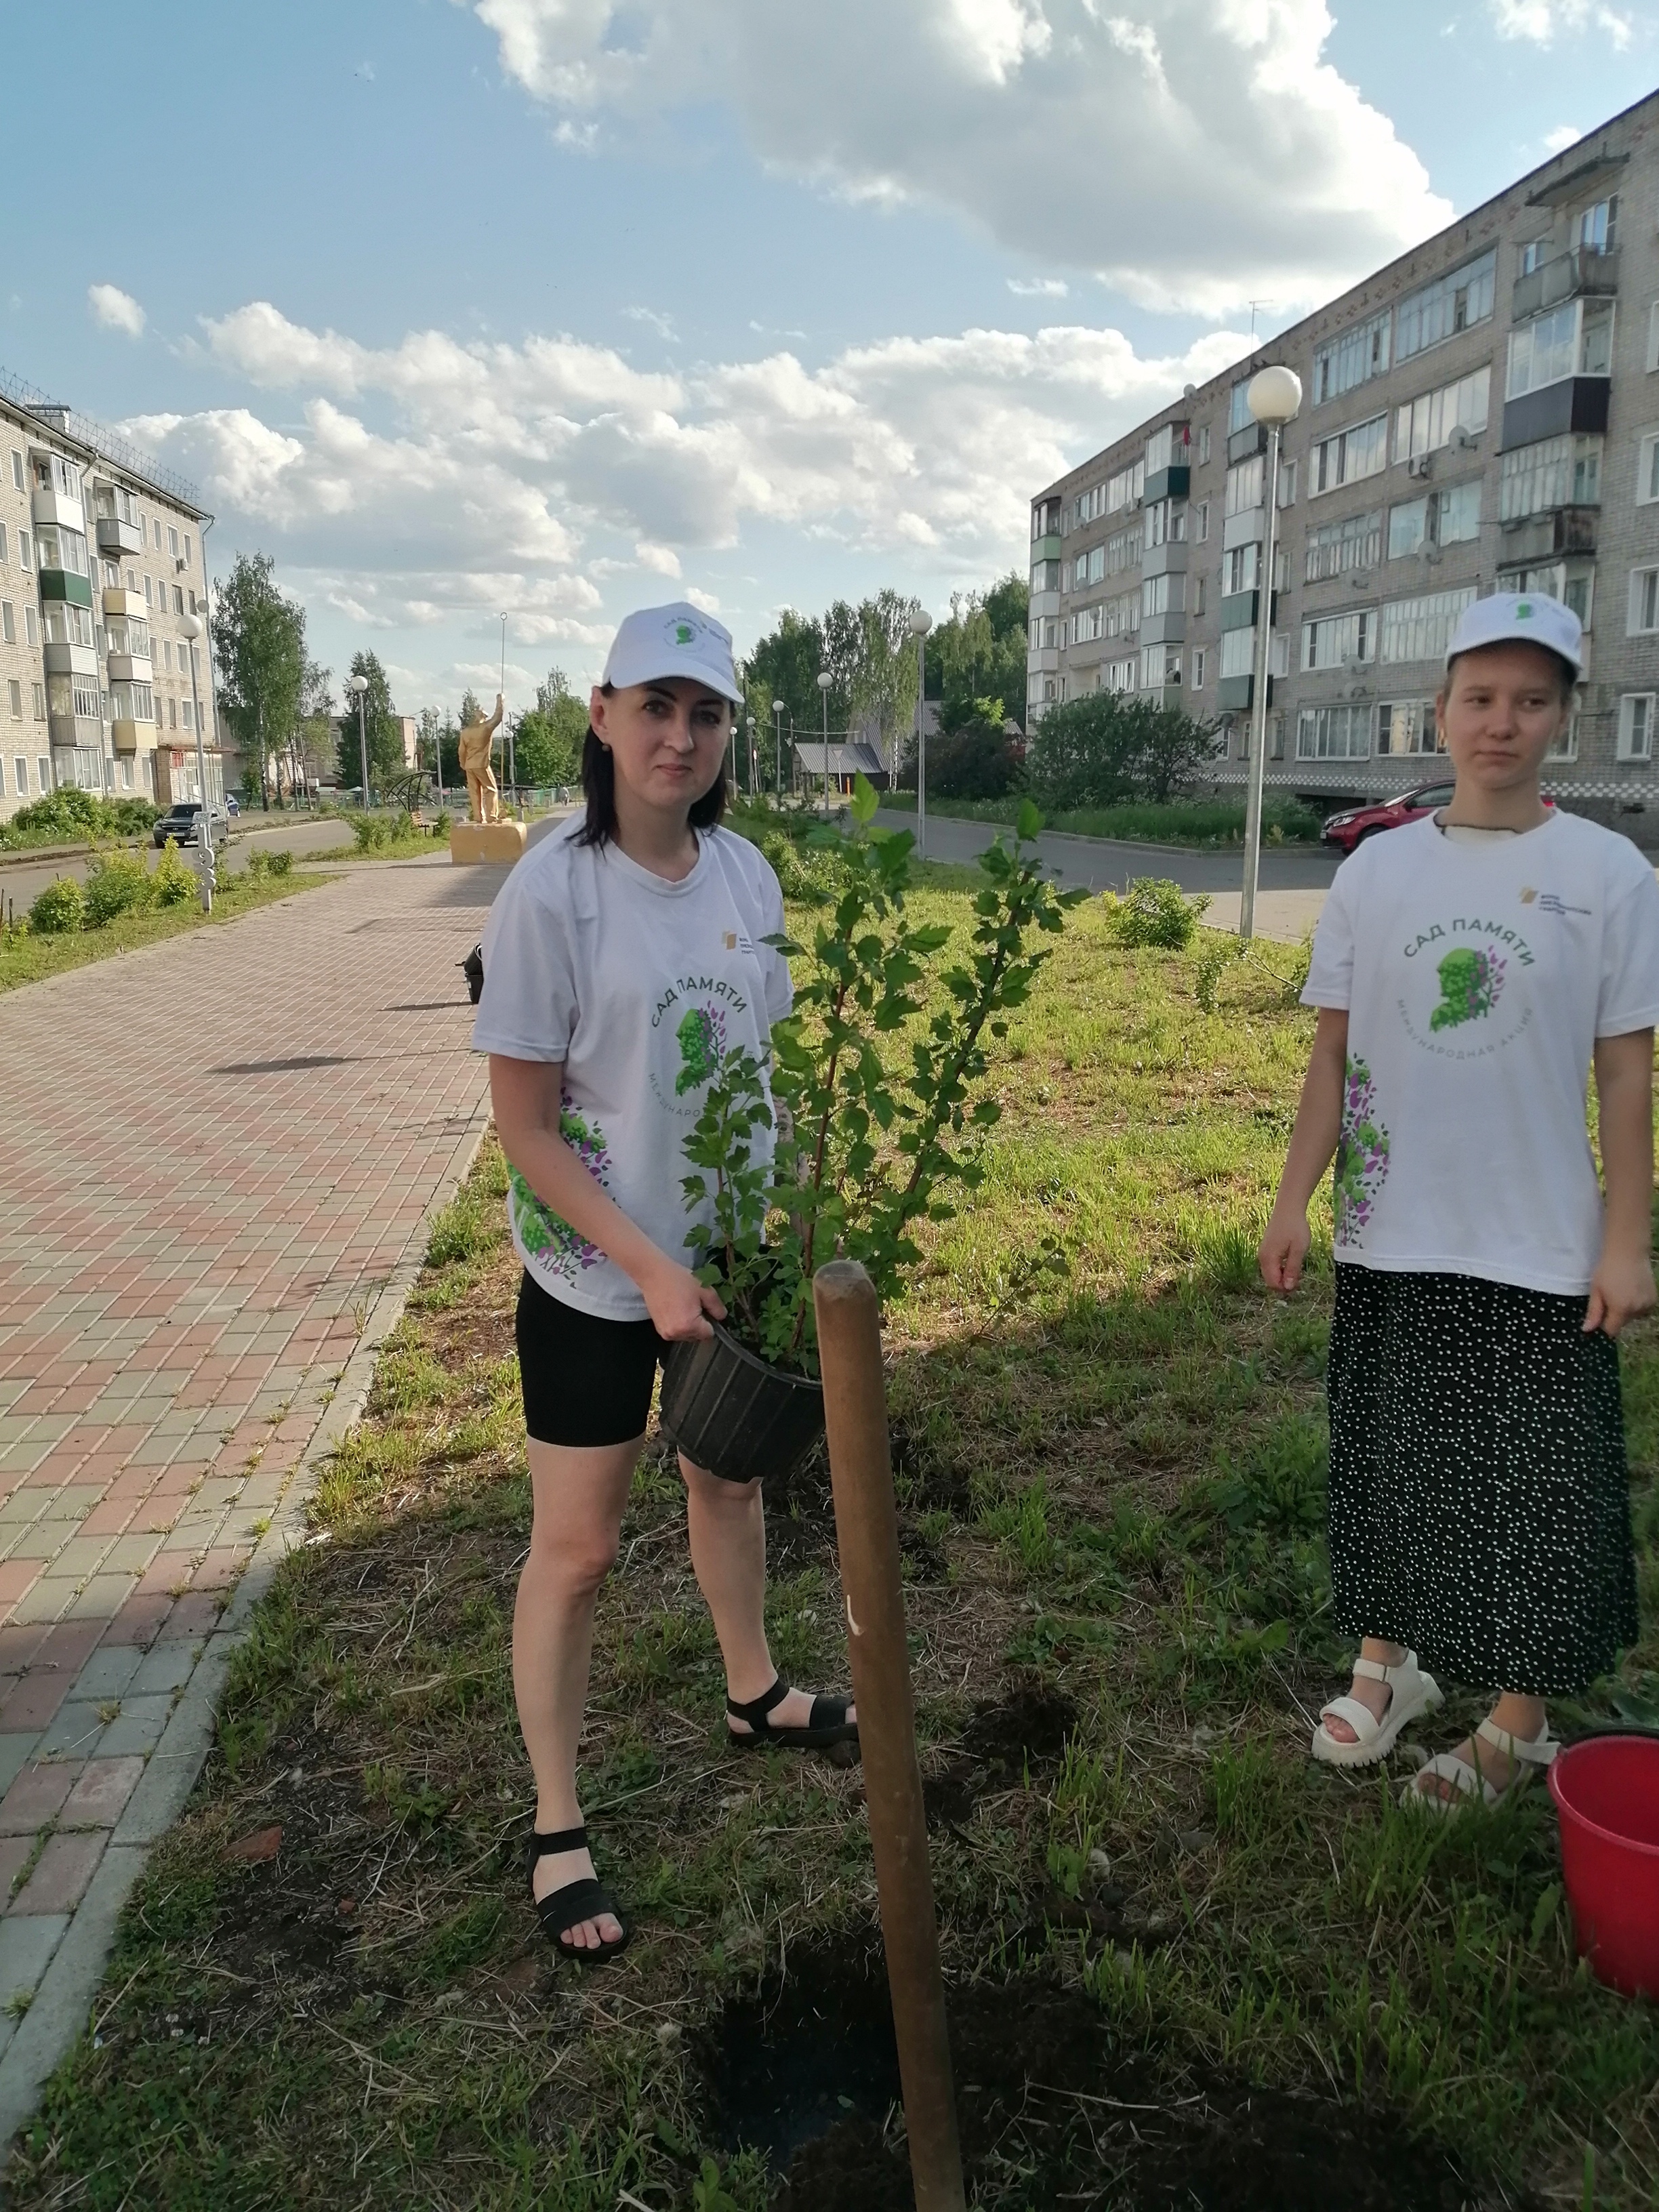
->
[1303, 811, 1659, 1296]
[471, 820, 793, 1319]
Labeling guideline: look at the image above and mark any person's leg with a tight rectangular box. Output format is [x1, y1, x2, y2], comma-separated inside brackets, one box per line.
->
[514, 1435, 637, 1948]
[1412, 1689, 1548, 1803]
[680, 1455, 855, 1733]
[1320, 1636, 1409, 1744]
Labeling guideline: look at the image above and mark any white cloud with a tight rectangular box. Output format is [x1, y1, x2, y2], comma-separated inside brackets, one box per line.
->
[129, 296, 1256, 699]
[88, 283, 145, 337]
[622, 306, 678, 340]
[683, 585, 721, 612]
[1490, 0, 1632, 42]
[1008, 277, 1068, 298]
[1543, 122, 1584, 152]
[468, 0, 1450, 312]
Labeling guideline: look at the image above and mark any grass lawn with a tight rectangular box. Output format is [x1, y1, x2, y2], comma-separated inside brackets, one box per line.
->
[0, 867, 335, 995]
[878, 791, 1326, 847]
[8, 877, 1658, 2209]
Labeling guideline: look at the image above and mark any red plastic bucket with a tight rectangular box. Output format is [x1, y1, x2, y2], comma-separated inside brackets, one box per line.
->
[1549, 1734, 1659, 1998]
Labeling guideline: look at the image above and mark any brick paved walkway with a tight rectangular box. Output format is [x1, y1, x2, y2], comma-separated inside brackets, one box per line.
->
[0, 854, 499, 2104]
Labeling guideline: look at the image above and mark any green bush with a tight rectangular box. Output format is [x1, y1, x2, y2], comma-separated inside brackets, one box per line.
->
[1102, 877, 1208, 950]
[83, 851, 156, 926]
[0, 790, 157, 848]
[246, 848, 294, 880]
[28, 877, 85, 934]
[352, 811, 421, 853]
[152, 838, 197, 907]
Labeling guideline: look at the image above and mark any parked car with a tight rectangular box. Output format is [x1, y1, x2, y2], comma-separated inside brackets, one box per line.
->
[1322, 779, 1556, 854]
[152, 801, 230, 848]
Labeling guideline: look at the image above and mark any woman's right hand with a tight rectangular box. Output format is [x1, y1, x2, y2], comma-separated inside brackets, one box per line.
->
[1258, 1207, 1312, 1293]
[640, 1256, 728, 1341]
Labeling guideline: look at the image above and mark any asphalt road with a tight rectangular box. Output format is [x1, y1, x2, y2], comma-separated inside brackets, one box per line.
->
[878, 808, 1339, 943]
[0, 814, 352, 918]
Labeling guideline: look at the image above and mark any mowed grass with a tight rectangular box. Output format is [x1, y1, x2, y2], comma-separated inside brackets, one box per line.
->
[8, 878, 1659, 2209]
[0, 865, 334, 994]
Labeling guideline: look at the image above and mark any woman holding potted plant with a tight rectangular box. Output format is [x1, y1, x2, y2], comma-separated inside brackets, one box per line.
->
[473, 603, 857, 1969]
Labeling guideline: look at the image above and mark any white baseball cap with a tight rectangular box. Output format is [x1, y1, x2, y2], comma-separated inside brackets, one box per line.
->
[1445, 590, 1582, 678]
[600, 601, 744, 707]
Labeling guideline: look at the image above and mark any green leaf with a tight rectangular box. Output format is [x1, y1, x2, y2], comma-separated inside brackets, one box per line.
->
[850, 771, 880, 824]
[1015, 797, 1043, 840]
[1530, 1881, 1562, 1948]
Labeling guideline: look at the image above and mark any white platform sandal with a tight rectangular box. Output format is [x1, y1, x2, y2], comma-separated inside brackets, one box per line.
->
[1403, 1715, 1559, 1815]
[1311, 1650, 1443, 1769]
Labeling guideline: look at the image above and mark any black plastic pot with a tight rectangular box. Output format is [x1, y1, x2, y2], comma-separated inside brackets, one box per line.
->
[659, 1320, 824, 1487]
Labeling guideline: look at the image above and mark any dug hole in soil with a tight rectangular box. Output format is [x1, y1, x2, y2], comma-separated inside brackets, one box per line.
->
[701, 1945, 1523, 2211]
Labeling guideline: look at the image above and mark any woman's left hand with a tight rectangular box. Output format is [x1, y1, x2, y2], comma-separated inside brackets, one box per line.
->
[1584, 1244, 1656, 1337]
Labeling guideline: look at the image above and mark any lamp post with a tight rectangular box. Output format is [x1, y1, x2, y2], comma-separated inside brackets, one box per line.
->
[500, 614, 514, 807]
[347, 672, 370, 809]
[178, 613, 215, 912]
[817, 669, 833, 818]
[908, 609, 933, 859]
[772, 698, 785, 800]
[1240, 365, 1302, 945]
[432, 712, 446, 813]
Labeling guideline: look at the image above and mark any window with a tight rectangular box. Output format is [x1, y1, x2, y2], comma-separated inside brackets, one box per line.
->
[1145, 498, 1186, 549]
[1105, 656, 1137, 693]
[1105, 524, 1140, 575]
[1544, 716, 1580, 763]
[1072, 545, 1105, 590]
[1305, 508, 1382, 581]
[1498, 560, 1593, 628]
[1031, 558, 1061, 592]
[1226, 453, 1265, 514]
[1144, 422, 1189, 475]
[1301, 609, 1375, 670]
[18, 530, 30, 571]
[6, 682, 18, 721]
[33, 525, 89, 577]
[0, 523, 6, 563]
[1225, 541, 1260, 596]
[1395, 248, 1497, 361]
[1380, 585, 1478, 663]
[1576, 195, 1618, 255]
[1194, 500, 1209, 542]
[36, 756, 50, 789]
[0, 602, 10, 645]
[1312, 413, 1387, 494]
[41, 601, 94, 647]
[11, 755, 23, 791]
[1519, 238, 1549, 276]
[1618, 694, 1656, 762]
[1220, 626, 1256, 680]
[1395, 366, 1490, 460]
[1142, 573, 1185, 618]
[1377, 699, 1442, 756]
[171, 584, 184, 615]
[1500, 434, 1602, 518]
[24, 609, 36, 647]
[1276, 459, 1297, 507]
[1229, 380, 1255, 436]
[1638, 430, 1659, 506]
[1106, 457, 1145, 513]
[152, 518, 163, 550]
[1197, 426, 1211, 466]
[8, 451, 21, 491]
[1313, 309, 1392, 407]
[31, 453, 81, 502]
[1193, 575, 1206, 616]
[1631, 567, 1659, 635]
[1105, 586, 1140, 638]
[119, 756, 133, 790]
[182, 533, 192, 567]
[1192, 647, 1206, 689]
[1271, 632, 1289, 680]
[109, 680, 154, 723]
[1650, 302, 1659, 374]
[161, 640, 173, 672]
[1296, 704, 1372, 760]
[166, 526, 179, 561]
[1388, 480, 1481, 558]
[1507, 300, 1613, 400]
[1141, 644, 1181, 689]
[31, 684, 45, 721]
[182, 699, 194, 732]
[142, 574, 152, 606]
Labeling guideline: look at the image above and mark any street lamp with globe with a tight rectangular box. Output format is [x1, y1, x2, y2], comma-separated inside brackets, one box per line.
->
[908, 608, 933, 859]
[1240, 365, 1302, 944]
[771, 699, 786, 800]
[177, 613, 216, 912]
[816, 668, 833, 817]
[346, 672, 371, 810]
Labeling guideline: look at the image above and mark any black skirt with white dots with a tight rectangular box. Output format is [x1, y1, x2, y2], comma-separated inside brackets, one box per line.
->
[1326, 1263, 1638, 1696]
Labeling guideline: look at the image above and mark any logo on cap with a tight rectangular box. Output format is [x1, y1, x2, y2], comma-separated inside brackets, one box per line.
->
[1515, 601, 1533, 619]
[667, 616, 701, 647]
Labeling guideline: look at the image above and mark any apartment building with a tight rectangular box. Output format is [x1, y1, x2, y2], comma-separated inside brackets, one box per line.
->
[1027, 89, 1659, 816]
[0, 370, 225, 820]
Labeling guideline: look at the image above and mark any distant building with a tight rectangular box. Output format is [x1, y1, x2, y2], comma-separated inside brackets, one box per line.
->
[0, 369, 228, 815]
[1027, 91, 1659, 815]
[792, 739, 889, 792]
[396, 714, 419, 769]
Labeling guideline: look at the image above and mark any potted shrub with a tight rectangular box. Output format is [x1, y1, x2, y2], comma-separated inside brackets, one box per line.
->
[658, 779, 1081, 1483]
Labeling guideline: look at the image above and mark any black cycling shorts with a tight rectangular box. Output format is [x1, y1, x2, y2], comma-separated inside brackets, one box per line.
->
[515, 1269, 670, 1448]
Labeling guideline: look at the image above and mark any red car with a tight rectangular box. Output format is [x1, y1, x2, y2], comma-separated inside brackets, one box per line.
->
[1322, 779, 1555, 854]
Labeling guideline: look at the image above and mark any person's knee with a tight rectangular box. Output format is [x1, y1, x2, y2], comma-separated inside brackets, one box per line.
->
[679, 1455, 760, 1509]
[531, 1524, 619, 1598]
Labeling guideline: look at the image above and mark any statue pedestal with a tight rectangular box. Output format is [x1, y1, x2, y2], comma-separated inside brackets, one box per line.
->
[450, 820, 528, 866]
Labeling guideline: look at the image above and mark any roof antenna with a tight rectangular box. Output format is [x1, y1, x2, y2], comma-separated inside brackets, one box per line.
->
[1248, 300, 1262, 338]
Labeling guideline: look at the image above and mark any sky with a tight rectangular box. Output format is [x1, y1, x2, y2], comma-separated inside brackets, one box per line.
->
[3, 0, 1653, 719]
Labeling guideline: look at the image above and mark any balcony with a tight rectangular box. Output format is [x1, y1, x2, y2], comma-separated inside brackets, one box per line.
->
[1142, 464, 1189, 506]
[106, 652, 152, 684]
[37, 569, 94, 609]
[1498, 505, 1597, 563]
[1221, 589, 1279, 632]
[1031, 533, 1062, 563]
[1217, 672, 1272, 713]
[111, 721, 140, 755]
[1500, 377, 1610, 451]
[102, 586, 146, 617]
[1511, 246, 1619, 323]
[1141, 540, 1187, 581]
[95, 516, 143, 558]
[1139, 611, 1185, 647]
[42, 642, 98, 678]
[1227, 422, 1267, 466]
[30, 487, 85, 533]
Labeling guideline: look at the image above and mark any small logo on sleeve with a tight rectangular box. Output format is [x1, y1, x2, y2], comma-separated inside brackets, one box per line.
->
[1520, 886, 1591, 916]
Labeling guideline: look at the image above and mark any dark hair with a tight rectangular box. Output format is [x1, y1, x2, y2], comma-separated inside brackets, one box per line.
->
[1442, 644, 1578, 705]
[576, 682, 729, 849]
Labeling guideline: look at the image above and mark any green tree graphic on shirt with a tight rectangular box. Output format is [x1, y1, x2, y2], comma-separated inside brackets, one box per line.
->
[674, 1003, 728, 1094]
[1429, 944, 1507, 1032]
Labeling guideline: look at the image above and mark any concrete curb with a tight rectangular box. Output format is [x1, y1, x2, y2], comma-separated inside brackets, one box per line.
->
[0, 1095, 494, 2163]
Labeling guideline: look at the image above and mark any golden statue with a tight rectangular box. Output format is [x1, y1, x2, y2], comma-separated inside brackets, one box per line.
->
[458, 694, 504, 823]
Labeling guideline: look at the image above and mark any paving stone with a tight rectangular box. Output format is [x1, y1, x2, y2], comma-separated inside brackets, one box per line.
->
[0, 1763, 80, 1837]
[71, 1646, 143, 1701]
[10, 1832, 106, 1915]
[91, 1696, 175, 1759]
[0, 1738, 37, 1798]
[127, 1642, 198, 1697]
[0, 1914, 68, 2005]
[59, 1758, 145, 1830]
[33, 1704, 106, 1759]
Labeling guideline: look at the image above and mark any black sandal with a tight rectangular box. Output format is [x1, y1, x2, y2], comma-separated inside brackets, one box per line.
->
[726, 1677, 859, 1752]
[525, 1825, 630, 1966]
